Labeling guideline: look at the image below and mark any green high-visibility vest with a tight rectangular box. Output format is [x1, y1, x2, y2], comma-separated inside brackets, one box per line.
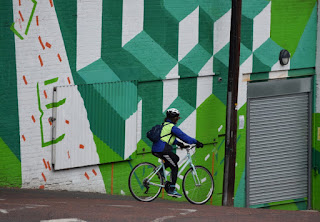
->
[160, 122, 176, 145]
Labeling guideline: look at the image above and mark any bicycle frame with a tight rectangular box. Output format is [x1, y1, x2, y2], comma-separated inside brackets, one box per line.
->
[147, 145, 201, 188]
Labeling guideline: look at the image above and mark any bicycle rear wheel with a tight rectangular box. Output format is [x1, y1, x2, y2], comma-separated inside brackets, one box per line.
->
[128, 162, 163, 202]
[182, 166, 214, 205]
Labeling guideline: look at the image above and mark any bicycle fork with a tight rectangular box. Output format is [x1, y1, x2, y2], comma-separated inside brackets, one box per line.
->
[189, 159, 201, 186]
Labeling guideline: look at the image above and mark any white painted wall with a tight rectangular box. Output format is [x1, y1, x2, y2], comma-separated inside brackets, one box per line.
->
[13, 0, 105, 192]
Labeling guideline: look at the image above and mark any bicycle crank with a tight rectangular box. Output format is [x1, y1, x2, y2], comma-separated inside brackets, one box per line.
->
[143, 178, 150, 194]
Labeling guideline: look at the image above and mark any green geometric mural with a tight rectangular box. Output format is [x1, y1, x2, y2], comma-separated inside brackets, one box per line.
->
[199, 0, 231, 22]
[2, 0, 319, 211]
[164, 0, 199, 21]
[144, 0, 179, 60]
[0, 138, 21, 187]
[270, 0, 317, 55]
[179, 44, 212, 77]
[76, 82, 137, 160]
[124, 31, 177, 79]
[290, 5, 317, 69]
[253, 38, 282, 73]
[0, 0, 20, 161]
[213, 43, 229, 105]
[242, 0, 269, 20]
[234, 105, 247, 207]
[196, 94, 226, 144]
[199, 7, 213, 55]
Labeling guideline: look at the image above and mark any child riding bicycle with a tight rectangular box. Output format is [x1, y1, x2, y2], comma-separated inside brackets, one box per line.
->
[151, 108, 204, 198]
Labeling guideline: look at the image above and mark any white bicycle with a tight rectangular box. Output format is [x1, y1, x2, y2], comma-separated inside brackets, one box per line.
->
[128, 145, 214, 205]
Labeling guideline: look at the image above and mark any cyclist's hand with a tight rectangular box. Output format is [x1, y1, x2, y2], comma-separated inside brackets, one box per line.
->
[196, 141, 203, 148]
[177, 142, 187, 149]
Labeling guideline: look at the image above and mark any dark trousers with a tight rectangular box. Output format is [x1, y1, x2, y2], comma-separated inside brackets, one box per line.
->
[152, 144, 180, 186]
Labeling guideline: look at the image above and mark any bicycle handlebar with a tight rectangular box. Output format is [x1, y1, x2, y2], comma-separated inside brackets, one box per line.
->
[177, 144, 197, 150]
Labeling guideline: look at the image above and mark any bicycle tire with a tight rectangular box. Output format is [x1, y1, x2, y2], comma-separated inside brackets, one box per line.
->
[128, 162, 163, 202]
[182, 165, 214, 205]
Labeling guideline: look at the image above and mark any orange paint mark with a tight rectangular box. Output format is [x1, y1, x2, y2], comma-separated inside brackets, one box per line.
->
[67, 77, 71, 84]
[48, 118, 52, 126]
[18, 11, 24, 22]
[45, 42, 51, 48]
[39, 185, 45, 189]
[31, 115, 36, 123]
[49, 0, 53, 7]
[79, 144, 84, 149]
[38, 55, 43, 67]
[84, 172, 89, 180]
[36, 16, 39, 26]
[92, 169, 97, 176]
[111, 163, 114, 195]
[23, 75, 28, 85]
[65, 120, 69, 124]
[57, 53, 62, 62]
[43, 158, 48, 169]
[46, 43, 52, 49]
[22, 135, 26, 141]
[19, 0, 21, 6]
[42, 172, 47, 182]
[43, 90, 47, 99]
[67, 151, 70, 159]
[47, 161, 51, 171]
[38, 36, 45, 50]
[162, 188, 164, 199]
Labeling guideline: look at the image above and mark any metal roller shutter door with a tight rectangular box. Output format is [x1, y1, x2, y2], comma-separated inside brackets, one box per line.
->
[247, 93, 309, 206]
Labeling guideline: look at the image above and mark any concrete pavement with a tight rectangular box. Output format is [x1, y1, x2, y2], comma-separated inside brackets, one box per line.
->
[0, 188, 319, 222]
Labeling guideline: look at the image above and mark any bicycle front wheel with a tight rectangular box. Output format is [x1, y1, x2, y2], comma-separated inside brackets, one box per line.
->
[128, 162, 163, 202]
[182, 166, 214, 205]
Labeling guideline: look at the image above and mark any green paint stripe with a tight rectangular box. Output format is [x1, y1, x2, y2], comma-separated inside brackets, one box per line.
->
[25, 0, 37, 35]
[288, 68, 315, 77]
[10, 23, 24, 40]
[37, 83, 45, 146]
[250, 72, 269, 81]
[37, 83, 65, 147]
[45, 98, 66, 109]
[42, 134, 65, 147]
[44, 77, 59, 85]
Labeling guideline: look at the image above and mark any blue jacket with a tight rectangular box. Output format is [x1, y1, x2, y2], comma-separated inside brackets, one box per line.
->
[151, 119, 197, 152]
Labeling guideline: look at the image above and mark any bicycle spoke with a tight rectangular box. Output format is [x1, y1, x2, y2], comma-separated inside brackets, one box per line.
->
[183, 166, 214, 204]
[129, 162, 163, 202]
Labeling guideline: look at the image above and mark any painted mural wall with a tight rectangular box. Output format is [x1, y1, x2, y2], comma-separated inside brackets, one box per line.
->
[0, 0, 319, 209]
[234, 0, 319, 210]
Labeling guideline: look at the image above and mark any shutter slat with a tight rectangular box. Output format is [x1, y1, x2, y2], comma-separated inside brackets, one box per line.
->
[250, 150, 308, 165]
[250, 138, 307, 147]
[248, 92, 309, 206]
[250, 163, 308, 174]
[250, 109, 308, 119]
[250, 143, 308, 156]
[250, 167, 308, 178]
[250, 193, 308, 205]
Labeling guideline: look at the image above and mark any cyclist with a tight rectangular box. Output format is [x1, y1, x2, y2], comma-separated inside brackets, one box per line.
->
[151, 108, 203, 198]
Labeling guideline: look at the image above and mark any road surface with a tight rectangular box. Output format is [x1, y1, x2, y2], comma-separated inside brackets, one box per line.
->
[0, 188, 319, 222]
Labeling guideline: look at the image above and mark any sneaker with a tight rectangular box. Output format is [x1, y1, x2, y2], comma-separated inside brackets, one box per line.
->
[167, 188, 182, 198]
[164, 181, 171, 193]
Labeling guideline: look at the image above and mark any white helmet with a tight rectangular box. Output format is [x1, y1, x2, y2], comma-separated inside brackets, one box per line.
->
[166, 108, 180, 118]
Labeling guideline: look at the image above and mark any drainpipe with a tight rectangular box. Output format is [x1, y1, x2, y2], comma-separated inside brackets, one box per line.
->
[222, 0, 242, 206]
